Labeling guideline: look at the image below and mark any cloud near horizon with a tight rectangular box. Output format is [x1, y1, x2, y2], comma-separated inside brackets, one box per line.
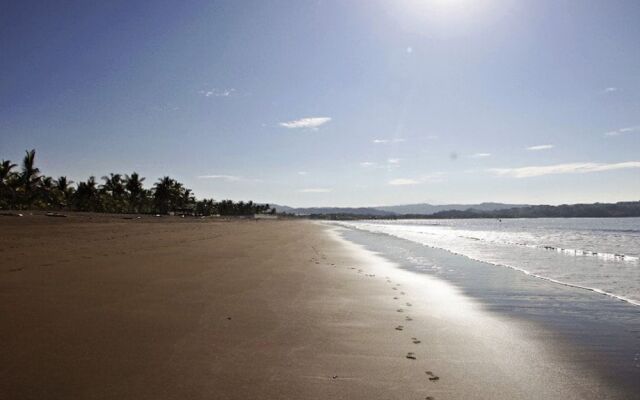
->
[471, 153, 491, 158]
[280, 117, 331, 129]
[298, 188, 332, 193]
[388, 178, 419, 185]
[527, 144, 554, 151]
[373, 138, 405, 144]
[490, 161, 640, 178]
[197, 174, 242, 181]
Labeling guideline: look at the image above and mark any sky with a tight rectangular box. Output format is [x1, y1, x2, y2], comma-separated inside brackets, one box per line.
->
[1, 0, 639, 207]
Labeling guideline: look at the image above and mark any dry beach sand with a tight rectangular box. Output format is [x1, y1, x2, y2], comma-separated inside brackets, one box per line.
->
[0, 214, 629, 399]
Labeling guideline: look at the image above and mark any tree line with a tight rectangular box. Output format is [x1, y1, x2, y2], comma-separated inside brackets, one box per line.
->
[0, 149, 274, 216]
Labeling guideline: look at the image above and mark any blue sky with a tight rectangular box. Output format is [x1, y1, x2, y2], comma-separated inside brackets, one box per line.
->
[1, 0, 639, 207]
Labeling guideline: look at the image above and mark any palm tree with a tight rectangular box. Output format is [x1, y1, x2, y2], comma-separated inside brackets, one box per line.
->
[0, 160, 17, 209]
[153, 176, 176, 214]
[20, 149, 40, 208]
[38, 176, 55, 208]
[124, 172, 145, 213]
[55, 176, 74, 208]
[101, 173, 125, 198]
[101, 173, 126, 212]
[73, 176, 99, 211]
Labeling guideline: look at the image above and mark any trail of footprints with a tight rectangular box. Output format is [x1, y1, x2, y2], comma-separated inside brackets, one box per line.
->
[311, 249, 441, 399]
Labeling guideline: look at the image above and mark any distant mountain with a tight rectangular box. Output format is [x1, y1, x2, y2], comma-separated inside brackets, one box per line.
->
[270, 205, 394, 216]
[271, 202, 528, 216]
[374, 202, 529, 215]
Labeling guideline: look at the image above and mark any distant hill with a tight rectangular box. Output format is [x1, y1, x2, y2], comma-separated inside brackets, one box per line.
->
[425, 201, 640, 219]
[271, 205, 394, 216]
[374, 202, 529, 215]
[273, 201, 640, 219]
[272, 202, 528, 216]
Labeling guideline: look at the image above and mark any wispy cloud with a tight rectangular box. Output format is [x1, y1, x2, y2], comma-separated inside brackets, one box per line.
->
[471, 153, 491, 158]
[389, 178, 419, 185]
[373, 138, 405, 144]
[297, 171, 308, 175]
[360, 161, 376, 167]
[603, 87, 618, 93]
[388, 172, 444, 186]
[526, 144, 554, 151]
[604, 125, 640, 137]
[298, 188, 332, 193]
[489, 161, 640, 178]
[280, 117, 331, 129]
[387, 158, 401, 164]
[199, 88, 236, 97]
[197, 174, 242, 181]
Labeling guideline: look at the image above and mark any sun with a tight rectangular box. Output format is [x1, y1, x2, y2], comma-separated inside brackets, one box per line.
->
[393, 0, 496, 36]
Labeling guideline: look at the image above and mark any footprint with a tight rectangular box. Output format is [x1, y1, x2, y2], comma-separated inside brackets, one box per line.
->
[406, 302, 412, 307]
[406, 352, 417, 360]
[405, 316, 413, 321]
[426, 397, 435, 400]
[393, 296, 399, 300]
[425, 371, 440, 381]
[400, 291, 405, 295]
[395, 325, 404, 331]
[412, 337, 421, 344]
[392, 287, 398, 291]
[396, 308, 404, 313]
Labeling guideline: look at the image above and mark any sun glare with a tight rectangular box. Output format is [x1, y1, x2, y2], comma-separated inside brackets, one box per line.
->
[395, 0, 497, 35]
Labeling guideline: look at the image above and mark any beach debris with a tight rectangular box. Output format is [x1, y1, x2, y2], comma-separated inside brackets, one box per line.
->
[331, 375, 338, 380]
[426, 396, 435, 400]
[406, 352, 416, 360]
[0, 212, 22, 217]
[45, 212, 67, 218]
[395, 325, 404, 331]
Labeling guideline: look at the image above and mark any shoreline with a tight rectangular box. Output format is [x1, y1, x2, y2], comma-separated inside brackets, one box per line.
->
[0, 216, 633, 399]
[335, 223, 640, 395]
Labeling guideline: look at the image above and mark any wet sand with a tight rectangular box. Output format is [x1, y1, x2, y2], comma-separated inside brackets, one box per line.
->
[0, 214, 630, 399]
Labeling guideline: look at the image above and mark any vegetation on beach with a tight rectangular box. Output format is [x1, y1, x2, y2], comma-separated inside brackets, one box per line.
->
[0, 149, 273, 216]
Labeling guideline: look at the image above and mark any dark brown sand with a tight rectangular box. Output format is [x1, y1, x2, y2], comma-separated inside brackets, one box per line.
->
[0, 214, 626, 399]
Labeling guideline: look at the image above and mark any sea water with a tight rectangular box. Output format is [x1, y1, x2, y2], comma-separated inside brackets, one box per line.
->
[330, 217, 640, 391]
[335, 217, 640, 305]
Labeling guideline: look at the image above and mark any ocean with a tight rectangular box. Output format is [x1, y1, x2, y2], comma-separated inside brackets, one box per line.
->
[335, 217, 640, 305]
[331, 217, 640, 391]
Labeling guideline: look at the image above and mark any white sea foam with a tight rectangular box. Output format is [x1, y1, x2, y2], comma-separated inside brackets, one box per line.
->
[333, 218, 640, 306]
